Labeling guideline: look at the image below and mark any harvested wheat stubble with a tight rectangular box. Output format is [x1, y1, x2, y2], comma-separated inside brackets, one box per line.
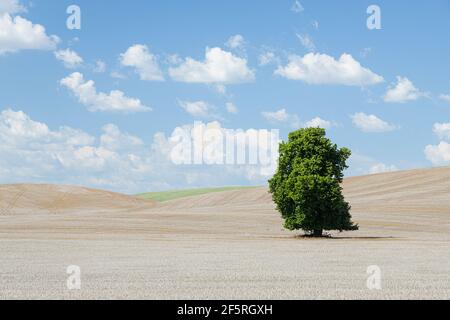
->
[0, 167, 449, 299]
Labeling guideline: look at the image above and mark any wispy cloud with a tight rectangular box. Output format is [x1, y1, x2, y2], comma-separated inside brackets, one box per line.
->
[296, 33, 315, 52]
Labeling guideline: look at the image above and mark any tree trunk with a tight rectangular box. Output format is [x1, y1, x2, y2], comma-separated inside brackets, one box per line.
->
[313, 229, 323, 237]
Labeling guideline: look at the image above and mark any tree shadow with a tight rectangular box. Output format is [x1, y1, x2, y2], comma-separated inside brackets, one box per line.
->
[295, 234, 398, 240]
[328, 236, 398, 240]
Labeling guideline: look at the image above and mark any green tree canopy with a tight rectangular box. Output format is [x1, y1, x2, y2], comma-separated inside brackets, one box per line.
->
[269, 127, 358, 236]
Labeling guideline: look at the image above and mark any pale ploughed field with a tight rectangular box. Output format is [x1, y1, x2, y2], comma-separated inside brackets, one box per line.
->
[0, 167, 449, 299]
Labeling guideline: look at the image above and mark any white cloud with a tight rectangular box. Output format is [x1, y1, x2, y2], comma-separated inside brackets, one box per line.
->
[178, 100, 215, 118]
[351, 112, 396, 133]
[432, 123, 450, 140]
[99, 123, 143, 151]
[383, 76, 426, 103]
[0, 109, 156, 192]
[60, 72, 151, 113]
[225, 102, 238, 114]
[0, 109, 278, 192]
[262, 108, 289, 122]
[439, 94, 450, 103]
[261, 108, 301, 128]
[304, 117, 332, 129]
[348, 153, 398, 176]
[0, 109, 96, 153]
[119, 44, 164, 81]
[262, 109, 334, 130]
[296, 33, 315, 51]
[425, 142, 450, 165]
[258, 51, 276, 66]
[0, 13, 59, 54]
[291, 1, 304, 13]
[169, 47, 255, 84]
[225, 34, 245, 49]
[425, 123, 450, 165]
[0, 0, 25, 14]
[275, 53, 383, 86]
[0, 108, 50, 142]
[93, 60, 106, 73]
[54, 49, 83, 69]
[369, 163, 398, 174]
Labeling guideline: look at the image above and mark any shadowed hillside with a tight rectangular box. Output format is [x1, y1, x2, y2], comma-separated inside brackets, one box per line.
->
[0, 184, 155, 215]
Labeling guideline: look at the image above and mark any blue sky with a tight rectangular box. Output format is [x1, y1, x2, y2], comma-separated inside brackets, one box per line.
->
[1, 0, 450, 193]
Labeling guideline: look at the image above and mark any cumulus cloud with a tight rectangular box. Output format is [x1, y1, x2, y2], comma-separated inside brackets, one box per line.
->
[351, 112, 396, 133]
[119, 44, 164, 81]
[100, 123, 144, 152]
[225, 34, 245, 49]
[275, 53, 383, 86]
[304, 117, 333, 129]
[383, 76, 426, 103]
[60, 72, 151, 113]
[0, 0, 25, 14]
[0, 109, 157, 192]
[0, 13, 59, 54]
[424, 142, 450, 165]
[0, 109, 277, 192]
[178, 100, 215, 118]
[262, 108, 290, 122]
[432, 123, 450, 140]
[261, 109, 332, 130]
[0, 108, 50, 142]
[54, 49, 83, 69]
[169, 47, 255, 84]
[425, 123, 450, 165]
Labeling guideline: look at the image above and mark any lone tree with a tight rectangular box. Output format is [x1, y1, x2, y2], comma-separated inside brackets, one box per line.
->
[269, 127, 358, 237]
